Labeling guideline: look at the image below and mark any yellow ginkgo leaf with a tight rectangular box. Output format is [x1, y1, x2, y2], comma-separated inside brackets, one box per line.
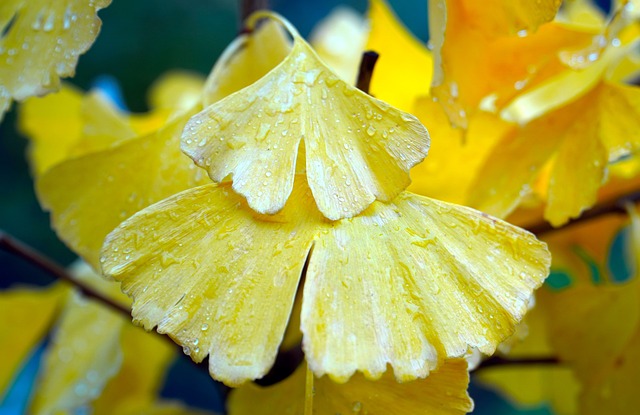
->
[476, 305, 580, 415]
[301, 191, 549, 382]
[19, 84, 84, 176]
[101, 176, 549, 385]
[68, 259, 130, 306]
[228, 359, 473, 415]
[310, 6, 368, 86]
[20, 84, 167, 178]
[149, 71, 206, 112]
[572, 203, 640, 415]
[29, 291, 125, 415]
[429, 0, 585, 128]
[66, 89, 139, 157]
[0, 285, 63, 397]
[182, 11, 430, 221]
[580, 329, 640, 415]
[365, 0, 433, 112]
[408, 98, 510, 204]
[203, 19, 292, 107]
[542, 281, 639, 380]
[37, 111, 208, 270]
[559, 0, 607, 29]
[0, 0, 111, 120]
[102, 181, 320, 387]
[92, 323, 175, 415]
[469, 79, 640, 225]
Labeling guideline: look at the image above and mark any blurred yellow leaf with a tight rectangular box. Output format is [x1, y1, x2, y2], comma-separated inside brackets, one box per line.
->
[0, 285, 63, 398]
[469, 81, 640, 226]
[476, 305, 580, 415]
[229, 359, 472, 415]
[37, 112, 208, 270]
[310, 7, 367, 86]
[408, 98, 509, 204]
[366, 0, 432, 112]
[29, 291, 125, 415]
[429, 0, 567, 128]
[0, 0, 111, 120]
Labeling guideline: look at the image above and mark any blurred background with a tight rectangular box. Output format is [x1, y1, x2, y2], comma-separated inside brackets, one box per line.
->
[0, 0, 613, 414]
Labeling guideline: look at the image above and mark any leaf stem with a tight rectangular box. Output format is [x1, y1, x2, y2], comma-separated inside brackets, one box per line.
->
[356, 51, 380, 95]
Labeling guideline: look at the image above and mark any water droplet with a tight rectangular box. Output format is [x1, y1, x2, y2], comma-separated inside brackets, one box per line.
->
[201, 323, 209, 331]
[366, 125, 376, 136]
[32, 12, 45, 30]
[183, 346, 191, 355]
[75, 382, 88, 396]
[43, 12, 55, 32]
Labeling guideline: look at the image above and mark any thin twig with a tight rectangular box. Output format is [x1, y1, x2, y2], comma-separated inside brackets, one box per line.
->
[356, 51, 380, 95]
[476, 355, 560, 371]
[528, 190, 640, 235]
[0, 230, 130, 316]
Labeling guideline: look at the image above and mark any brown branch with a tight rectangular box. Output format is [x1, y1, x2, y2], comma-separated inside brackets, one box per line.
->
[528, 190, 640, 235]
[475, 355, 560, 371]
[356, 51, 380, 95]
[0, 230, 130, 316]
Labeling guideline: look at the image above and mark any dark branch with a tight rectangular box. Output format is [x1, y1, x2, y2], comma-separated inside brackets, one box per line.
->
[528, 190, 640, 235]
[356, 51, 380, 95]
[240, 0, 269, 23]
[476, 355, 560, 370]
[0, 230, 130, 316]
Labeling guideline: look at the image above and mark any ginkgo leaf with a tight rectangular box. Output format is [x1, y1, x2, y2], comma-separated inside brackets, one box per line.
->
[408, 98, 509, 204]
[469, 80, 640, 226]
[102, 180, 320, 386]
[0, 0, 111, 120]
[202, 19, 292, 107]
[19, 84, 84, 176]
[0, 285, 64, 398]
[68, 259, 130, 306]
[429, 0, 585, 128]
[476, 305, 580, 415]
[228, 359, 473, 415]
[365, 0, 433, 112]
[20, 84, 164, 177]
[581, 329, 640, 415]
[574, 204, 640, 415]
[66, 89, 138, 156]
[101, 176, 549, 385]
[301, 191, 550, 382]
[182, 11, 430, 221]
[37, 111, 208, 270]
[29, 291, 125, 415]
[310, 7, 368, 86]
[92, 323, 175, 415]
[148, 71, 206, 112]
